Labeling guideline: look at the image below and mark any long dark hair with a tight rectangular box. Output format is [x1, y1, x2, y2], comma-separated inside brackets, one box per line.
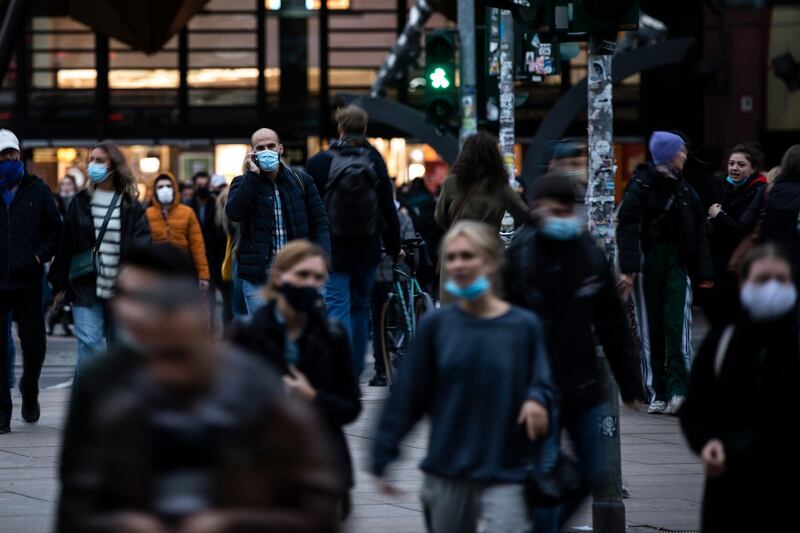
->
[452, 131, 508, 191]
[92, 140, 139, 199]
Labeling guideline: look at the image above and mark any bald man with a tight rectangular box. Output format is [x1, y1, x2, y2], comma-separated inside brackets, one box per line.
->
[225, 128, 330, 315]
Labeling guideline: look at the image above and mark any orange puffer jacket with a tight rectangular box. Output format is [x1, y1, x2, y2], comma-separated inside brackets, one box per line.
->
[146, 173, 210, 281]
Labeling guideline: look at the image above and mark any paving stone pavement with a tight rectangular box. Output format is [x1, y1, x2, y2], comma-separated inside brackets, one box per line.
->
[0, 331, 704, 532]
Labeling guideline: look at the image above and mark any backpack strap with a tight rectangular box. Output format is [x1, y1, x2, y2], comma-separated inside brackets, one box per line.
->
[714, 325, 735, 378]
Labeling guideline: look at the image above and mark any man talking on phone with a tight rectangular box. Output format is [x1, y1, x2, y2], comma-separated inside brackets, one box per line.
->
[225, 128, 330, 315]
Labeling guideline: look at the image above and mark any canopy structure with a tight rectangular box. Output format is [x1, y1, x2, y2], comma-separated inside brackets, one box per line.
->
[67, 0, 212, 54]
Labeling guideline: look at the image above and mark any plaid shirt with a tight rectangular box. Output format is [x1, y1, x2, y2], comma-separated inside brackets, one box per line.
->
[270, 181, 287, 267]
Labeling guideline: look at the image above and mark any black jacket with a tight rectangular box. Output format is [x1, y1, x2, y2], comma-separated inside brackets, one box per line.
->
[0, 173, 63, 291]
[230, 301, 361, 491]
[617, 164, 714, 283]
[707, 173, 767, 277]
[50, 189, 151, 307]
[305, 138, 401, 272]
[741, 175, 800, 285]
[680, 311, 800, 532]
[502, 228, 645, 414]
[188, 193, 227, 286]
[225, 166, 330, 284]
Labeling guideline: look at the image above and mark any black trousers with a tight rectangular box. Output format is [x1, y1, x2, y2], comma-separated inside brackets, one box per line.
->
[0, 285, 46, 419]
[370, 280, 390, 374]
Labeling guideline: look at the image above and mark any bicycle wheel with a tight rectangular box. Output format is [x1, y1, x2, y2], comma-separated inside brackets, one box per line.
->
[414, 292, 435, 328]
[380, 297, 409, 387]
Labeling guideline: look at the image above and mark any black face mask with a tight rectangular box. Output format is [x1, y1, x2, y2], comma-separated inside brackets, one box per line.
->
[279, 283, 322, 313]
[196, 187, 210, 200]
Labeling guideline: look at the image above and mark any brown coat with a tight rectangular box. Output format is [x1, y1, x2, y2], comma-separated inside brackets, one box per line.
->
[434, 173, 529, 231]
[146, 173, 210, 281]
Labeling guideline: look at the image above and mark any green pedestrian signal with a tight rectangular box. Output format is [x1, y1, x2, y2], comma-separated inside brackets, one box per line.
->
[429, 67, 451, 90]
[425, 30, 458, 126]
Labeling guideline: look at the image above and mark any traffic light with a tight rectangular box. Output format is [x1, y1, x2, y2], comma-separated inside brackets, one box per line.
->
[425, 30, 458, 125]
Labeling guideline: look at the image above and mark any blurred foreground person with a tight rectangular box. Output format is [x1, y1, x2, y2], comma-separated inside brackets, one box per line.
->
[231, 240, 361, 519]
[372, 221, 555, 533]
[680, 244, 800, 533]
[503, 174, 645, 531]
[57, 244, 340, 533]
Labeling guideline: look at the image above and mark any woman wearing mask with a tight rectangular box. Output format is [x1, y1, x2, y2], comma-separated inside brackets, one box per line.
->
[50, 141, 150, 375]
[680, 244, 800, 532]
[230, 240, 361, 519]
[705, 143, 767, 327]
[55, 174, 78, 217]
[371, 221, 555, 533]
[145, 173, 210, 287]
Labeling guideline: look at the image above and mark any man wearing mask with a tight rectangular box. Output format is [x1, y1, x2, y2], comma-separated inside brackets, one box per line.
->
[187, 171, 228, 329]
[617, 131, 714, 415]
[0, 129, 63, 433]
[226, 128, 330, 315]
[502, 173, 644, 531]
[57, 243, 340, 532]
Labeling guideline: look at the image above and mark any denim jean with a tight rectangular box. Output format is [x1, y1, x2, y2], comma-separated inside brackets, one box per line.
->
[324, 266, 376, 378]
[533, 402, 610, 533]
[231, 259, 248, 319]
[242, 279, 267, 316]
[73, 302, 110, 377]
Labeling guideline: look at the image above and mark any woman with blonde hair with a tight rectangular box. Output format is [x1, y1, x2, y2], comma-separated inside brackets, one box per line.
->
[50, 141, 150, 375]
[231, 239, 361, 519]
[372, 221, 555, 533]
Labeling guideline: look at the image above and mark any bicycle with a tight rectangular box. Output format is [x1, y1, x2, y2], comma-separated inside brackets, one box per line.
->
[379, 237, 434, 386]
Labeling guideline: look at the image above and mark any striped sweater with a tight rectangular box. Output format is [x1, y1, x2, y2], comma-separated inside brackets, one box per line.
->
[91, 189, 122, 300]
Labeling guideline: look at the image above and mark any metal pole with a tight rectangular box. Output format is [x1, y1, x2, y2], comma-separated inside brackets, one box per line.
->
[257, 0, 267, 125]
[498, 9, 514, 184]
[319, 0, 330, 141]
[458, 0, 477, 145]
[95, 32, 109, 139]
[0, 0, 31, 89]
[178, 27, 189, 130]
[586, 44, 626, 533]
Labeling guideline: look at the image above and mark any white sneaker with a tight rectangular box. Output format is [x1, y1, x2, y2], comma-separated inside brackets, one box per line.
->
[666, 395, 685, 415]
[647, 400, 667, 414]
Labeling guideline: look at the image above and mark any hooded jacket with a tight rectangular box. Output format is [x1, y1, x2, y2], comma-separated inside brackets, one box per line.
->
[617, 163, 714, 283]
[0, 173, 63, 291]
[146, 173, 210, 281]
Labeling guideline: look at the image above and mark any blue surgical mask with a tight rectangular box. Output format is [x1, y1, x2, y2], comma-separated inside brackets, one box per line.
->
[541, 216, 582, 241]
[0, 160, 23, 184]
[87, 162, 109, 183]
[255, 149, 280, 172]
[444, 275, 490, 300]
[726, 175, 746, 187]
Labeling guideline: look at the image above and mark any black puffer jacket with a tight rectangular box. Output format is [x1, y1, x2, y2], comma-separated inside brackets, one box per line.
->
[741, 175, 800, 285]
[49, 189, 151, 307]
[188, 193, 227, 286]
[0, 173, 63, 291]
[617, 164, 714, 284]
[230, 301, 361, 491]
[225, 166, 330, 284]
[707, 173, 767, 276]
[502, 227, 645, 415]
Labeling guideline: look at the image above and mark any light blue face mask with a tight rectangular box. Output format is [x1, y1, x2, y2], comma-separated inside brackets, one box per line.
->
[87, 162, 109, 183]
[726, 175, 746, 187]
[255, 149, 280, 172]
[541, 216, 582, 241]
[444, 275, 490, 301]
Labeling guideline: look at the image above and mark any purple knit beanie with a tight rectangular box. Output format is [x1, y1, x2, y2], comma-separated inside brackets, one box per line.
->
[648, 131, 685, 166]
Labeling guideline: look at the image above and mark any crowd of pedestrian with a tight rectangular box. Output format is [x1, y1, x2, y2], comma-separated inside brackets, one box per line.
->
[0, 110, 798, 532]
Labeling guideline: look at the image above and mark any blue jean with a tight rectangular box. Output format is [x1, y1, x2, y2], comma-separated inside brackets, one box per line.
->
[533, 402, 609, 533]
[73, 302, 109, 377]
[242, 279, 267, 316]
[324, 266, 376, 378]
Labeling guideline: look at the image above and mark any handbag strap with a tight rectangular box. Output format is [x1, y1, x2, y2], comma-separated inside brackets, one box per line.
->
[448, 184, 478, 230]
[93, 191, 121, 253]
[756, 182, 775, 225]
[713, 325, 735, 378]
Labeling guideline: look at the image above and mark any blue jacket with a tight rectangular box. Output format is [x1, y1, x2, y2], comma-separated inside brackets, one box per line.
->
[0, 173, 63, 291]
[225, 165, 330, 284]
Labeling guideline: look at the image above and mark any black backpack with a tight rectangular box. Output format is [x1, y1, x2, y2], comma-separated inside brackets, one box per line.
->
[324, 146, 379, 239]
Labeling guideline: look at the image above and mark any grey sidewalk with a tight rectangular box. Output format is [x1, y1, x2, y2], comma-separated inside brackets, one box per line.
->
[0, 335, 704, 532]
